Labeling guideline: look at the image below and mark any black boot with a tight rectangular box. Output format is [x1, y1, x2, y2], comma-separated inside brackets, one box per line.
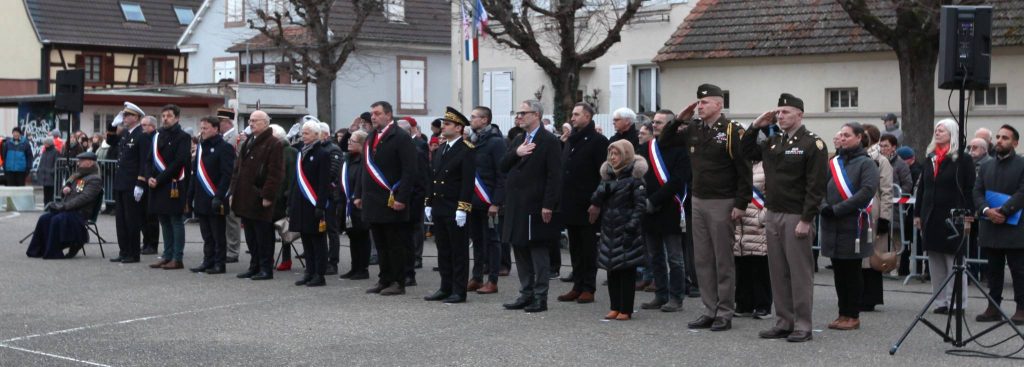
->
[503, 296, 532, 310]
[305, 275, 326, 287]
[295, 273, 313, 286]
[237, 267, 258, 279]
[524, 298, 548, 313]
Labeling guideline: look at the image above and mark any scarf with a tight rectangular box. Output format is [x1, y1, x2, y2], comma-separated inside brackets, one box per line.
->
[608, 140, 635, 175]
[933, 144, 949, 177]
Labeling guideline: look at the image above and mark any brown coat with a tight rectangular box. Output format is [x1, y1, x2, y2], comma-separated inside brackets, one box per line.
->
[230, 128, 284, 222]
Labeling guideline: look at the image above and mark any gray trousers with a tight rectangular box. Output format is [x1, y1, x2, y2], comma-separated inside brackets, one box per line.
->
[927, 252, 968, 309]
[765, 210, 815, 332]
[225, 211, 241, 258]
[692, 197, 737, 319]
[514, 244, 552, 299]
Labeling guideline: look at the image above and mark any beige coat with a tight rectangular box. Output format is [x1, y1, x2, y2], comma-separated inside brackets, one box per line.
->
[867, 144, 895, 267]
[734, 162, 767, 256]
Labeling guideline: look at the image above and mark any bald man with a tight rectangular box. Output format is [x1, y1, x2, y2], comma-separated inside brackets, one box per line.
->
[230, 110, 285, 280]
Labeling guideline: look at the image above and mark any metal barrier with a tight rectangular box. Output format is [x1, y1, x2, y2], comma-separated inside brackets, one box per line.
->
[54, 158, 117, 204]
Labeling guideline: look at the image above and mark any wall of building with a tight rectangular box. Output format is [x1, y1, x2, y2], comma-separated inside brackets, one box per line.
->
[0, 0, 43, 95]
[182, 0, 260, 84]
[46, 49, 187, 91]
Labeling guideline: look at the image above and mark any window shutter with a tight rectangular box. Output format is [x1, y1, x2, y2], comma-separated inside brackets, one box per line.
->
[399, 59, 425, 111]
[276, 64, 290, 84]
[492, 72, 513, 116]
[74, 54, 84, 70]
[162, 59, 174, 85]
[137, 58, 148, 85]
[248, 65, 264, 84]
[481, 72, 492, 109]
[609, 64, 627, 113]
[102, 55, 114, 83]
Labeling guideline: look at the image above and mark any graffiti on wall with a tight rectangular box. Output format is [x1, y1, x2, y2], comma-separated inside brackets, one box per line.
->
[16, 103, 58, 172]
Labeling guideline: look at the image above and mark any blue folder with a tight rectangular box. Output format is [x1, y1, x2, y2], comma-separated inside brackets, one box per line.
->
[985, 190, 1022, 226]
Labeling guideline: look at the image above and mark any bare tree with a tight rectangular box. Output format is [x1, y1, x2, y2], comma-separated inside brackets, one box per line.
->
[250, 0, 382, 123]
[837, 0, 983, 153]
[480, 0, 644, 125]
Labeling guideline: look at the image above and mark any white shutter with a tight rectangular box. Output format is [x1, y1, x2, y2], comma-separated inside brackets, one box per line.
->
[492, 72, 513, 117]
[400, 59, 425, 111]
[481, 72, 492, 109]
[263, 64, 275, 85]
[609, 64, 627, 112]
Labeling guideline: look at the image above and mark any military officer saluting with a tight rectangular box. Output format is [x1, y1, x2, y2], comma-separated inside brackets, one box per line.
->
[424, 107, 477, 304]
[742, 93, 829, 343]
[108, 102, 149, 264]
[675, 83, 752, 332]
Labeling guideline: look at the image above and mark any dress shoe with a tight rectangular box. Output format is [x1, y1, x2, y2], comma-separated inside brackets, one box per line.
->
[250, 271, 273, 280]
[276, 260, 292, 271]
[237, 269, 258, 278]
[348, 270, 370, 280]
[120, 257, 140, 264]
[752, 309, 771, 319]
[576, 291, 594, 304]
[404, 277, 417, 287]
[380, 282, 406, 296]
[498, 268, 510, 276]
[640, 298, 668, 310]
[141, 247, 158, 255]
[710, 317, 731, 331]
[305, 275, 325, 287]
[149, 259, 170, 268]
[190, 263, 212, 273]
[524, 298, 548, 313]
[467, 279, 483, 292]
[834, 317, 860, 330]
[559, 271, 574, 282]
[109, 256, 125, 263]
[476, 282, 498, 294]
[557, 290, 580, 302]
[687, 315, 715, 329]
[758, 327, 793, 339]
[605, 311, 620, 320]
[860, 305, 876, 312]
[366, 283, 386, 294]
[325, 264, 338, 276]
[1012, 310, 1024, 325]
[226, 257, 239, 264]
[828, 316, 845, 330]
[442, 294, 466, 304]
[975, 305, 1002, 322]
[548, 271, 559, 280]
[424, 290, 451, 301]
[735, 311, 753, 318]
[205, 265, 226, 274]
[503, 296, 532, 310]
[339, 270, 354, 279]
[786, 330, 813, 342]
[615, 313, 631, 321]
[660, 298, 683, 313]
[295, 274, 312, 286]
[932, 306, 949, 314]
[161, 260, 184, 270]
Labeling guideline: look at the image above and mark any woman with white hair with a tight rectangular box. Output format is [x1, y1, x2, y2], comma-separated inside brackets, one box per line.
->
[913, 118, 975, 314]
[288, 120, 333, 287]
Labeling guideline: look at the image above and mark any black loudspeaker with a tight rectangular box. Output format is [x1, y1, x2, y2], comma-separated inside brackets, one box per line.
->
[938, 6, 992, 90]
[55, 69, 85, 112]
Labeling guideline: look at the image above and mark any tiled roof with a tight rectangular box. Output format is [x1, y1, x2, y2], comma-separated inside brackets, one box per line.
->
[227, 0, 450, 52]
[655, 0, 1024, 62]
[26, 0, 202, 51]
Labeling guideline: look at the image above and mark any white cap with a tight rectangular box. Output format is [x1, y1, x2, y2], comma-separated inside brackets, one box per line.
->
[122, 101, 145, 117]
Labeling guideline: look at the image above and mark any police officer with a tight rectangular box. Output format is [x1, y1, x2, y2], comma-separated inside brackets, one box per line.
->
[677, 84, 752, 332]
[742, 93, 828, 343]
[187, 116, 236, 274]
[108, 102, 148, 264]
[423, 107, 477, 304]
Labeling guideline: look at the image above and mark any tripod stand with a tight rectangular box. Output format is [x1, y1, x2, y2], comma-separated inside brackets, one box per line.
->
[890, 213, 1024, 355]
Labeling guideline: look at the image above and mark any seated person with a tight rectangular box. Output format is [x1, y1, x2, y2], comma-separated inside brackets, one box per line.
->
[26, 152, 103, 259]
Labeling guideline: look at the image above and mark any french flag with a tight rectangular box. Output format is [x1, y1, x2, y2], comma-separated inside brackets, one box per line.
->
[462, 3, 477, 62]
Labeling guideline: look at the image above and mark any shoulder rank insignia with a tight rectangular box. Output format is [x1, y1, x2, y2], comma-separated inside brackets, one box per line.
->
[816, 140, 825, 150]
[463, 140, 475, 149]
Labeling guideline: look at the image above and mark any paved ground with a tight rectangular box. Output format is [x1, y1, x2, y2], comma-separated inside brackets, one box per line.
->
[1, 205, 1023, 366]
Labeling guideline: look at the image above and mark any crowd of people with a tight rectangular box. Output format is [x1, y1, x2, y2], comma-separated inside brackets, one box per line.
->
[17, 83, 1024, 342]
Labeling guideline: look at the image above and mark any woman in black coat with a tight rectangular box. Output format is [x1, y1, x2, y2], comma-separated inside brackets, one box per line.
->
[289, 122, 333, 287]
[590, 140, 648, 320]
[341, 130, 372, 280]
[914, 119, 975, 314]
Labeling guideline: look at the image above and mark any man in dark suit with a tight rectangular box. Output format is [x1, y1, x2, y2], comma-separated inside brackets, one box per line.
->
[423, 107, 477, 304]
[146, 105, 192, 270]
[107, 102, 149, 264]
[501, 99, 563, 313]
[187, 116, 236, 274]
[557, 102, 608, 304]
[359, 101, 418, 296]
[467, 106, 506, 294]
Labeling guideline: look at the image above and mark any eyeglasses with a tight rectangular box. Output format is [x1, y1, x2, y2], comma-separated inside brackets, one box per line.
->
[514, 111, 535, 117]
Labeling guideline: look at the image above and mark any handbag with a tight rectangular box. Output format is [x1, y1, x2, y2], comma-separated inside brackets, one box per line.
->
[274, 218, 301, 243]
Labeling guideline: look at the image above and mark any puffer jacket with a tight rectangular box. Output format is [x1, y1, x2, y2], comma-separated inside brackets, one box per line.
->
[734, 162, 767, 257]
[592, 156, 648, 271]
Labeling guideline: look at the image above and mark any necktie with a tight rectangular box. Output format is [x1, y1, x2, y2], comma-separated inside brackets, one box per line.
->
[441, 143, 450, 157]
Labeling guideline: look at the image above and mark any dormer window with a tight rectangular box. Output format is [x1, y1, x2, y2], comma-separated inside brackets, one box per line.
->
[121, 2, 146, 22]
[174, 6, 194, 26]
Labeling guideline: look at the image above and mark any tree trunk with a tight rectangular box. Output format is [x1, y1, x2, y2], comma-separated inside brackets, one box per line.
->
[548, 67, 580, 129]
[894, 45, 937, 157]
[315, 75, 335, 127]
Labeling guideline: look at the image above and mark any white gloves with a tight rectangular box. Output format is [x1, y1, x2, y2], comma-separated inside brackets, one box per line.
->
[455, 210, 467, 227]
[424, 207, 432, 222]
[133, 186, 144, 202]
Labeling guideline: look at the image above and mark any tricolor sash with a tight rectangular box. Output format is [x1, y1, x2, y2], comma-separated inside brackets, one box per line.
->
[364, 139, 400, 198]
[648, 139, 684, 206]
[153, 132, 185, 180]
[474, 173, 493, 206]
[195, 144, 216, 196]
[828, 156, 873, 247]
[341, 160, 354, 216]
[752, 188, 765, 209]
[296, 153, 318, 206]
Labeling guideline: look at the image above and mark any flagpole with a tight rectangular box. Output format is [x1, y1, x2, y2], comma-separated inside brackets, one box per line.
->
[470, 1, 480, 108]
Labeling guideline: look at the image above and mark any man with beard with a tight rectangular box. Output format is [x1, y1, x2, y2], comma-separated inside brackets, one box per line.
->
[146, 105, 192, 270]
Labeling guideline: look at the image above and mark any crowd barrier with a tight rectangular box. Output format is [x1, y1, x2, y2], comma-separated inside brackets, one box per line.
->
[54, 158, 117, 205]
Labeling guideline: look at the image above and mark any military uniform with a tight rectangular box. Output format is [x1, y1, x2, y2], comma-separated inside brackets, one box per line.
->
[424, 107, 477, 303]
[108, 102, 149, 263]
[686, 84, 752, 328]
[741, 93, 828, 341]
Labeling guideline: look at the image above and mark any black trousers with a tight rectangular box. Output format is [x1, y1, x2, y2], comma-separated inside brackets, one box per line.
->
[608, 266, 638, 314]
[407, 221, 423, 279]
[347, 227, 371, 273]
[499, 215, 511, 271]
[43, 186, 54, 206]
[514, 244, 552, 299]
[197, 214, 227, 267]
[301, 232, 328, 276]
[142, 193, 160, 249]
[566, 224, 598, 293]
[114, 189, 144, 258]
[735, 255, 773, 313]
[861, 268, 884, 307]
[434, 215, 469, 296]
[550, 240, 562, 275]
[370, 222, 412, 287]
[832, 258, 864, 318]
[241, 217, 274, 273]
[5, 172, 26, 186]
[984, 248, 1024, 309]
[469, 208, 501, 283]
[327, 229, 340, 266]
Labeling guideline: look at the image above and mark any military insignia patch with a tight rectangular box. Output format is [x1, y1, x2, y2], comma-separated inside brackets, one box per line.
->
[816, 140, 824, 150]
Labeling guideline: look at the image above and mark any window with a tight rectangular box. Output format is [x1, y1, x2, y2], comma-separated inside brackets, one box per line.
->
[384, 0, 405, 23]
[174, 6, 194, 25]
[608, 64, 627, 113]
[398, 57, 426, 114]
[481, 71, 513, 117]
[974, 84, 1007, 107]
[722, 90, 730, 109]
[827, 88, 858, 111]
[83, 56, 102, 82]
[263, 64, 276, 85]
[226, 0, 244, 26]
[635, 66, 659, 114]
[213, 58, 238, 82]
[120, 2, 146, 22]
[141, 58, 168, 85]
